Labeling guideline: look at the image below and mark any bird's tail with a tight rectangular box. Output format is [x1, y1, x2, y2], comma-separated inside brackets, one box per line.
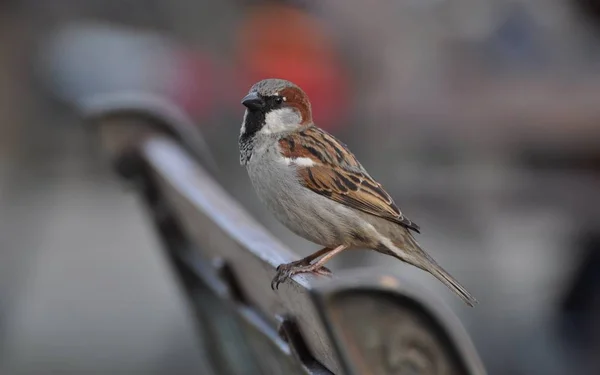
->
[391, 234, 478, 307]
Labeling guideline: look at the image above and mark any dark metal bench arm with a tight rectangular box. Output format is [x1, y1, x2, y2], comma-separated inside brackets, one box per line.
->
[87, 108, 486, 375]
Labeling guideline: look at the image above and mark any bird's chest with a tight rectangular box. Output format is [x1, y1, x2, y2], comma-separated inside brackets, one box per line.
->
[244, 144, 356, 247]
[246, 146, 300, 210]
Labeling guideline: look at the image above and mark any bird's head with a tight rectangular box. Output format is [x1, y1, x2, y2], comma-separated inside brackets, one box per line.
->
[239, 78, 312, 144]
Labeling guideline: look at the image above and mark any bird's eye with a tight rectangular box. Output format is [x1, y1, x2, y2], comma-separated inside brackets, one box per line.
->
[274, 96, 283, 105]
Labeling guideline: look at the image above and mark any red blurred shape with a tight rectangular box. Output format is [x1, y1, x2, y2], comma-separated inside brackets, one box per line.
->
[234, 3, 350, 130]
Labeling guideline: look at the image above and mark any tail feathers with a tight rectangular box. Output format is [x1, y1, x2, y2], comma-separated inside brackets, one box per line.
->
[428, 262, 478, 307]
[391, 235, 478, 307]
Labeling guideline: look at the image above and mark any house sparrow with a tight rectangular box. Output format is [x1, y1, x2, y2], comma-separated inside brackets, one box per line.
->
[239, 78, 477, 306]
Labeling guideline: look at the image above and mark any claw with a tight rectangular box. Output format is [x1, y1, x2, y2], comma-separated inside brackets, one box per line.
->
[271, 260, 333, 291]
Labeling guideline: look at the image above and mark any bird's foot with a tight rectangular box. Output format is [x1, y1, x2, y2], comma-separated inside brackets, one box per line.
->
[271, 260, 332, 290]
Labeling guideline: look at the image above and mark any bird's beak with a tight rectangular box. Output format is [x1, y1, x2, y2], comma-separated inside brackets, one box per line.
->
[241, 92, 265, 111]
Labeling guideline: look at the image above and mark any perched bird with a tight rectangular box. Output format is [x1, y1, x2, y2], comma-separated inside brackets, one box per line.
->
[238, 78, 477, 306]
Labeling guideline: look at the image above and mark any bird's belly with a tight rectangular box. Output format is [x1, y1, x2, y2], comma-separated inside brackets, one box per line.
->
[247, 161, 353, 247]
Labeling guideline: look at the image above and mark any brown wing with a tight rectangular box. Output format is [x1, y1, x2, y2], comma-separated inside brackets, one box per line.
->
[279, 127, 420, 233]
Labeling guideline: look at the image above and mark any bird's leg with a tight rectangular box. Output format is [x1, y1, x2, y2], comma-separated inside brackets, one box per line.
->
[279, 246, 332, 268]
[271, 247, 332, 290]
[271, 245, 348, 290]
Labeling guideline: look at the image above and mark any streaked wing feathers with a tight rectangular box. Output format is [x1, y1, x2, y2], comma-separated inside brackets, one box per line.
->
[279, 127, 420, 233]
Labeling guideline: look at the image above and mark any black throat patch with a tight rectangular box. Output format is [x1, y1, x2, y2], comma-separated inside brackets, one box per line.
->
[239, 110, 266, 165]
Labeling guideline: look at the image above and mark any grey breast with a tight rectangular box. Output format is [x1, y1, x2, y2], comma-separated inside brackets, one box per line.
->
[245, 141, 350, 247]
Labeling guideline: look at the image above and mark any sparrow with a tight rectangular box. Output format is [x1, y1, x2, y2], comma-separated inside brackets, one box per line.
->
[238, 78, 478, 306]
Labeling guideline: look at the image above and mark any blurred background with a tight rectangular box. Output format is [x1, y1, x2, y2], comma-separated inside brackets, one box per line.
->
[1, 0, 600, 374]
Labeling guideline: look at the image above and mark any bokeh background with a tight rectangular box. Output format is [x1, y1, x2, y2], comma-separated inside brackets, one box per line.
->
[2, 0, 600, 374]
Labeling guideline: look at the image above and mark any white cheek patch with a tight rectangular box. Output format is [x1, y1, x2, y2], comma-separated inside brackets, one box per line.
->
[260, 108, 301, 135]
[282, 157, 316, 167]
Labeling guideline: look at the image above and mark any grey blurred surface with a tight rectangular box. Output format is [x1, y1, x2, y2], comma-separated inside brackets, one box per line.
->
[0, 126, 208, 375]
[0, 7, 207, 371]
